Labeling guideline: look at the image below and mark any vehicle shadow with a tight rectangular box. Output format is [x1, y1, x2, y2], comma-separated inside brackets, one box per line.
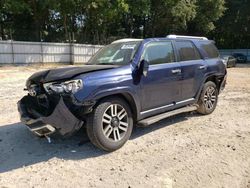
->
[0, 112, 194, 173]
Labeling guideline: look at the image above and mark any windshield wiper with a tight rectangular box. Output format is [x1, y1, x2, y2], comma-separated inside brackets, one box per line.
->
[97, 63, 115, 65]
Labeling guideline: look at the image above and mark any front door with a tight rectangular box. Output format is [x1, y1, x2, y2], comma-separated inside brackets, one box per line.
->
[139, 41, 182, 113]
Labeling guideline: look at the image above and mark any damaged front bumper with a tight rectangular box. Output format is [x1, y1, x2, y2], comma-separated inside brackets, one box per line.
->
[17, 95, 83, 137]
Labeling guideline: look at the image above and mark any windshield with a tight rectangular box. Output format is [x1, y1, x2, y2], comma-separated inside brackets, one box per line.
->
[87, 41, 141, 65]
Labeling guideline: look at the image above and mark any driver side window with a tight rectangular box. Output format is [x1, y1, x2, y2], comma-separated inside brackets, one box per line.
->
[142, 41, 175, 65]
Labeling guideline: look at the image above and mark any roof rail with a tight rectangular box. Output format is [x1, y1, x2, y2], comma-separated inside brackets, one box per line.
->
[166, 34, 208, 40]
[111, 38, 142, 44]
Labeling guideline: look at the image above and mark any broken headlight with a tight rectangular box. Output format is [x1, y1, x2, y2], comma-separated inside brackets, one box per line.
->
[43, 79, 83, 94]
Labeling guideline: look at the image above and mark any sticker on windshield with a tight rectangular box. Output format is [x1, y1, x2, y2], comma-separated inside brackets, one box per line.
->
[121, 44, 136, 49]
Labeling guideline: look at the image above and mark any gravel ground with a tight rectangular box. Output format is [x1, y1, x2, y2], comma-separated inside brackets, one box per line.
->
[0, 64, 250, 188]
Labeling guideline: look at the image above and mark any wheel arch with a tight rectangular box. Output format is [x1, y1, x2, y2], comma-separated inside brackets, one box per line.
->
[204, 74, 224, 91]
[195, 73, 226, 101]
[94, 92, 139, 121]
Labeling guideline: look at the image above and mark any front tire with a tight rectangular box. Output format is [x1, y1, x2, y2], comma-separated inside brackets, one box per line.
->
[197, 81, 218, 115]
[86, 97, 133, 151]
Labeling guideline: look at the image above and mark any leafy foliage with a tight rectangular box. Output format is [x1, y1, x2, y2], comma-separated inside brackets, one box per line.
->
[211, 0, 250, 48]
[0, 0, 249, 48]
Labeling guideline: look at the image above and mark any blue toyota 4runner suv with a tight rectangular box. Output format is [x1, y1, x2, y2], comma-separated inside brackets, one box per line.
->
[18, 35, 227, 151]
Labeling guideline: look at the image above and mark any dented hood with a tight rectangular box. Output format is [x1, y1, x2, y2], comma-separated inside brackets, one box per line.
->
[26, 65, 118, 86]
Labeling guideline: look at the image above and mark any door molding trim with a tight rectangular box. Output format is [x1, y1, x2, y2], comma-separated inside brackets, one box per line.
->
[140, 98, 195, 115]
[176, 98, 195, 105]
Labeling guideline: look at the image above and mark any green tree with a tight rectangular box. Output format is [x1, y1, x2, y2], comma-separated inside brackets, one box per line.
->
[121, 0, 197, 38]
[187, 0, 226, 35]
[147, 0, 197, 36]
[80, 0, 130, 44]
[0, 0, 29, 40]
[2, 0, 243, 48]
[212, 0, 250, 48]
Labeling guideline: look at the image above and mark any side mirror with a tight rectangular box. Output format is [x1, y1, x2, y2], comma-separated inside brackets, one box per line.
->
[141, 59, 149, 77]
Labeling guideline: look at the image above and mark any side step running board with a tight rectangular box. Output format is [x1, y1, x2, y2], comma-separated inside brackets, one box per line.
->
[138, 105, 198, 126]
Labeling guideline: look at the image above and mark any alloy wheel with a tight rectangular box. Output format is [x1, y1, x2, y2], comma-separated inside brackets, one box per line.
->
[102, 104, 129, 142]
[204, 86, 217, 110]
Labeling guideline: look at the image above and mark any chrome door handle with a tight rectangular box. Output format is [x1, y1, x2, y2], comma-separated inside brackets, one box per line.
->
[171, 69, 182, 74]
[198, 65, 207, 70]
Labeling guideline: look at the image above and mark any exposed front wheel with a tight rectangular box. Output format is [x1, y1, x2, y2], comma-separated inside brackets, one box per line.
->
[86, 97, 133, 151]
[197, 81, 218, 115]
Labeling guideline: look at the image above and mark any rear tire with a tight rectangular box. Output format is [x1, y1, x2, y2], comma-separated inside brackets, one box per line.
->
[197, 81, 218, 115]
[86, 97, 133, 151]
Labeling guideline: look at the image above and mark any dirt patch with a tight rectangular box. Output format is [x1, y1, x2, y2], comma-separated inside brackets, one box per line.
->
[0, 64, 250, 188]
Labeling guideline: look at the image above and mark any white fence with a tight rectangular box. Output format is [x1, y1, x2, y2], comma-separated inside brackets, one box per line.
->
[219, 49, 250, 61]
[0, 40, 103, 64]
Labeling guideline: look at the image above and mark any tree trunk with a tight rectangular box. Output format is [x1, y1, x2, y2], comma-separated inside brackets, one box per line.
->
[31, 0, 41, 41]
[0, 22, 3, 40]
[63, 14, 68, 42]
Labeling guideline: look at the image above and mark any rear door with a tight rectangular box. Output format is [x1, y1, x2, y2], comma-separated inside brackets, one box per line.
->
[139, 41, 182, 113]
[174, 40, 206, 101]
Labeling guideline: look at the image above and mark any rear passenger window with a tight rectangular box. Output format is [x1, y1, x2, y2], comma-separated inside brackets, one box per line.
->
[199, 41, 219, 58]
[175, 41, 201, 61]
[142, 41, 175, 65]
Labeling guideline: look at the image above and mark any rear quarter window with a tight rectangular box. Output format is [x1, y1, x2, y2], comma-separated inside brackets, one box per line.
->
[199, 41, 219, 58]
[175, 41, 201, 61]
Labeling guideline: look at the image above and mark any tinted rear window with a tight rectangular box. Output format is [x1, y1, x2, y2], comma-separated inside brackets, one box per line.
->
[175, 41, 201, 61]
[199, 41, 219, 58]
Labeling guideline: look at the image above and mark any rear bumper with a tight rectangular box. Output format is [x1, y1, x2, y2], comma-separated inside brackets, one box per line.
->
[17, 96, 83, 137]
